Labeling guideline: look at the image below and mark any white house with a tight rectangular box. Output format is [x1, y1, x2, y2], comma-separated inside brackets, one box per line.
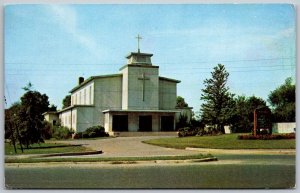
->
[44, 49, 192, 135]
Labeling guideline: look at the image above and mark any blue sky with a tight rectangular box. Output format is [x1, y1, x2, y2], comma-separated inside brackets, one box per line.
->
[4, 4, 296, 113]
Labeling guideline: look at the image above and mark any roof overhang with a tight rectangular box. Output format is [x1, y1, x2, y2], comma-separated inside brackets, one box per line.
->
[69, 74, 122, 93]
[126, 52, 153, 59]
[42, 111, 58, 115]
[57, 105, 94, 113]
[159, 76, 181, 83]
[102, 109, 181, 113]
[175, 107, 193, 110]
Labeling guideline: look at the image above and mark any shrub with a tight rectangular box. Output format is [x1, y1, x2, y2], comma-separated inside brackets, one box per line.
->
[52, 126, 73, 140]
[88, 131, 97, 138]
[176, 114, 190, 129]
[178, 127, 191, 137]
[41, 121, 53, 140]
[178, 127, 201, 137]
[178, 126, 223, 137]
[74, 125, 109, 139]
[238, 133, 295, 140]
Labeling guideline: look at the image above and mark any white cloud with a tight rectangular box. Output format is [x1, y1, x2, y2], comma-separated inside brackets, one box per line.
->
[49, 5, 77, 32]
[46, 5, 100, 60]
[277, 27, 295, 39]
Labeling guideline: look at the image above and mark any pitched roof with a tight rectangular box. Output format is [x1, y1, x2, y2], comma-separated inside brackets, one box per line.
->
[69, 74, 122, 93]
[126, 52, 153, 59]
[159, 76, 181, 83]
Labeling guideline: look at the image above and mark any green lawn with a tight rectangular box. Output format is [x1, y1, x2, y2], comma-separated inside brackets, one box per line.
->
[5, 142, 90, 155]
[143, 134, 296, 149]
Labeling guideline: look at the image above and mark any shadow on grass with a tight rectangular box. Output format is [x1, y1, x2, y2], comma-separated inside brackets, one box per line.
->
[20, 144, 83, 150]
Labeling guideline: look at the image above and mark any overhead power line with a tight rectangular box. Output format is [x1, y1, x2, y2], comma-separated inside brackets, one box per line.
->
[5, 66, 295, 76]
[4, 56, 295, 66]
[5, 64, 295, 72]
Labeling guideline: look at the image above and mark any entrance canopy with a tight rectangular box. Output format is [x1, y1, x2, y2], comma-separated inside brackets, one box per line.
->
[102, 109, 180, 134]
[102, 109, 180, 114]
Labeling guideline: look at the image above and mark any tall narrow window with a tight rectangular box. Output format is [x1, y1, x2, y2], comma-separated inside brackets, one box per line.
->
[89, 86, 92, 105]
[79, 92, 81, 105]
[84, 89, 86, 105]
[71, 96, 74, 105]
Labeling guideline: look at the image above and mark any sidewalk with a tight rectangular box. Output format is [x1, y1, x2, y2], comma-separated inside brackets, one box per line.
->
[55, 136, 199, 157]
[6, 136, 296, 160]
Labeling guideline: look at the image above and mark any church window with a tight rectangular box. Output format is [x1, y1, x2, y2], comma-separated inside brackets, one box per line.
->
[76, 93, 78, 104]
[89, 86, 92, 104]
[84, 89, 86, 105]
[73, 114, 76, 124]
[79, 92, 81, 105]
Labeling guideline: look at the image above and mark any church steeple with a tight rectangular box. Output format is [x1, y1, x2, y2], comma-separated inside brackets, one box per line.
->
[126, 35, 153, 65]
[126, 52, 153, 65]
[136, 34, 142, 53]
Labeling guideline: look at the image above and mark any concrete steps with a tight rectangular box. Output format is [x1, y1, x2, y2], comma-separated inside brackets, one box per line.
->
[110, 132, 178, 137]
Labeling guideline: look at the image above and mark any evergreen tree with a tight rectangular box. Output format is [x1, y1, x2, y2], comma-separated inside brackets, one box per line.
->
[200, 64, 234, 134]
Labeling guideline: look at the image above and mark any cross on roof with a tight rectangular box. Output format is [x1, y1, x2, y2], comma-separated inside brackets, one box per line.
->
[136, 34, 142, 53]
[138, 72, 150, 101]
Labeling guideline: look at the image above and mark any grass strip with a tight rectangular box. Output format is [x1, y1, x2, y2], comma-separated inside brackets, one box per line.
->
[143, 133, 296, 149]
[5, 154, 213, 163]
[5, 142, 91, 155]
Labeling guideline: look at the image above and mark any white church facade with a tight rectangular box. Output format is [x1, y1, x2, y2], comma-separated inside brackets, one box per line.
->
[44, 49, 192, 135]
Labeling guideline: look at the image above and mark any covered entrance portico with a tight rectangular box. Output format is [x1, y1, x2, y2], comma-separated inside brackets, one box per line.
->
[102, 109, 180, 136]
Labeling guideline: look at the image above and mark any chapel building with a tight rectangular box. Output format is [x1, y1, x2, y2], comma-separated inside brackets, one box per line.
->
[44, 49, 192, 136]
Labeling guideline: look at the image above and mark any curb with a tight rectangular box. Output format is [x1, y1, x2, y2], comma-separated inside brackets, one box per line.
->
[5, 157, 218, 166]
[35, 150, 103, 158]
[185, 157, 218, 162]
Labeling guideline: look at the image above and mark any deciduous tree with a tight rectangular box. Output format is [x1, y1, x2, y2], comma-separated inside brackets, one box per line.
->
[268, 77, 295, 122]
[230, 95, 267, 133]
[5, 83, 56, 152]
[19, 90, 50, 147]
[176, 96, 189, 108]
[62, 95, 71, 109]
[5, 102, 23, 153]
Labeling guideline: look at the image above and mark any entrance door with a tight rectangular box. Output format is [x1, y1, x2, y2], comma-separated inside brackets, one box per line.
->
[112, 115, 128, 132]
[161, 116, 174, 131]
[139, 115, 152, 131]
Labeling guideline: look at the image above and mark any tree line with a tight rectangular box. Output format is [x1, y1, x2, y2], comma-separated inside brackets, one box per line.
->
[199, 64, 295, 134]
[5, 83, 57, 153]
[5, 64, 295, 152]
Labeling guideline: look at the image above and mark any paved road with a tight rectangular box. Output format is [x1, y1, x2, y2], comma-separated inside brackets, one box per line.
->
[6, 136, 296, 188]
[56, 136, 198, 157]
[5, 154, 296, 189]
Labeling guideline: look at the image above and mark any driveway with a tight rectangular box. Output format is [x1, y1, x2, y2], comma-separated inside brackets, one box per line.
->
[56, 136, 198, 157]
